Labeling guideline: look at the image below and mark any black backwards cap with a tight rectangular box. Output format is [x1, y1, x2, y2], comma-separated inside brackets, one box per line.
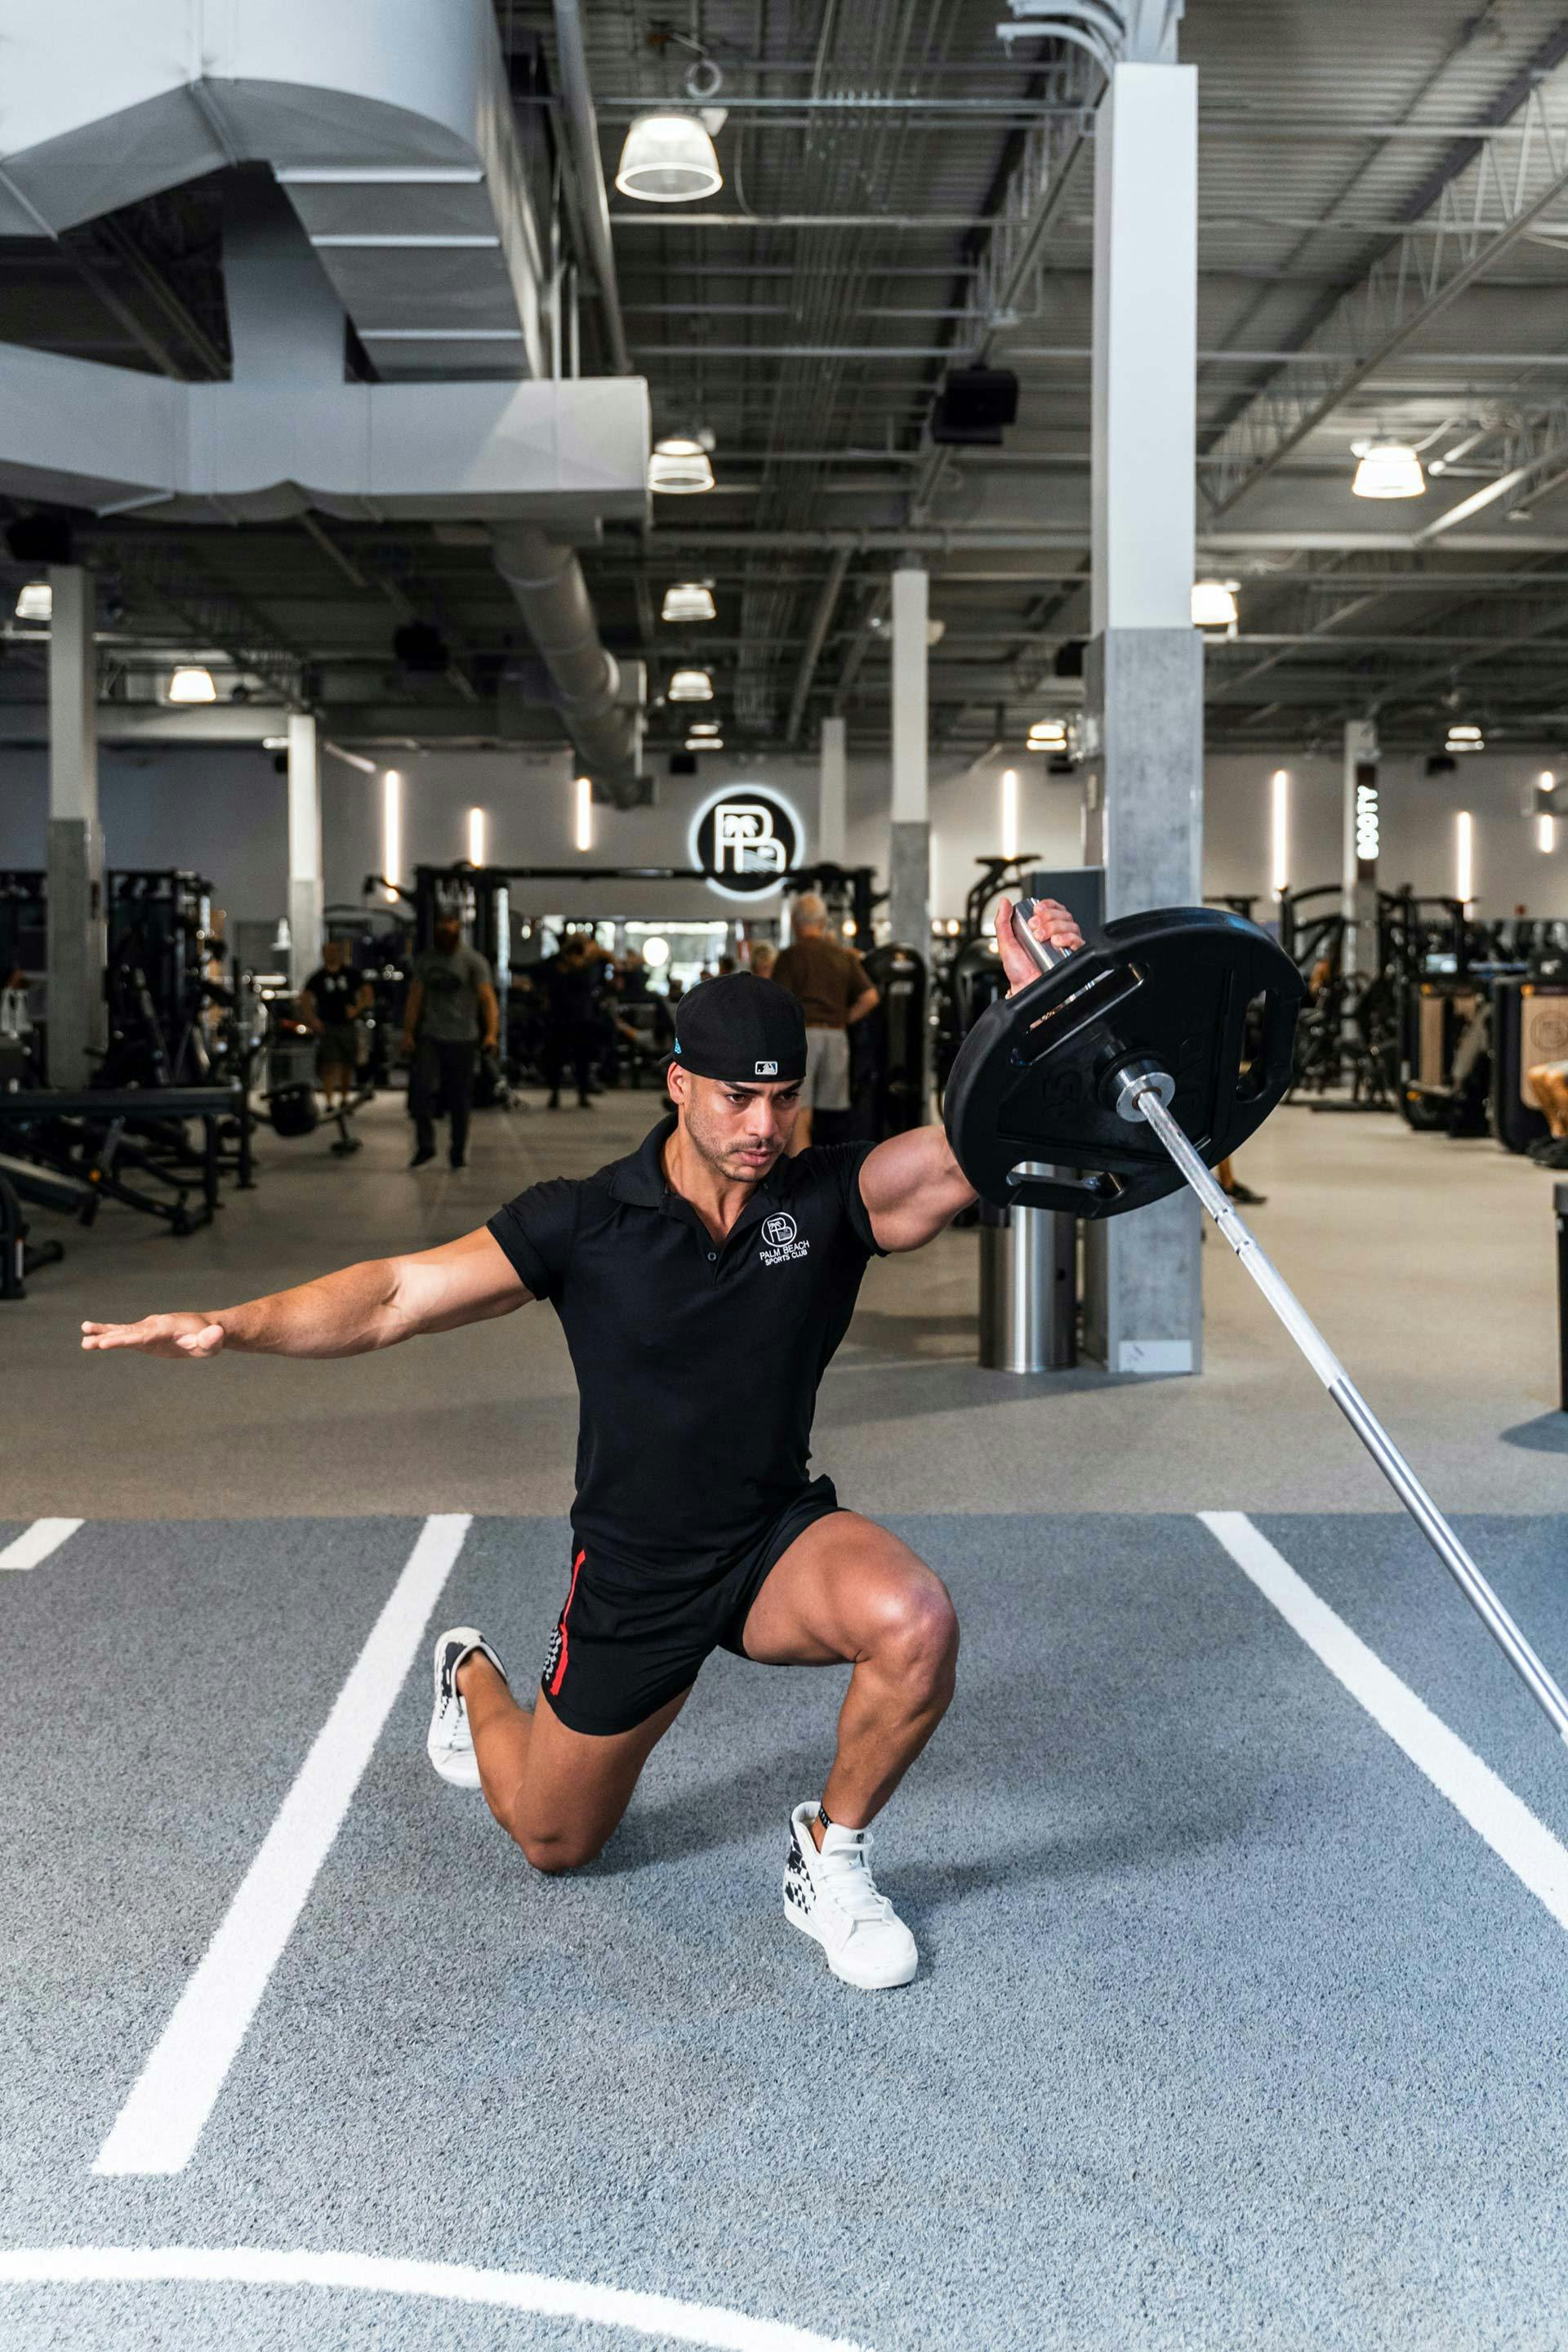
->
[671, 971, 807, 1084]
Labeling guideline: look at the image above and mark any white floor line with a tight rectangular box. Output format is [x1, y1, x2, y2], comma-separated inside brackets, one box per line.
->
[93, 1513, 472, 2177]
[0, 2247, 871, 2352]
[1200, 1510, 1568, 1935]
[0, 1517, 82, 1570]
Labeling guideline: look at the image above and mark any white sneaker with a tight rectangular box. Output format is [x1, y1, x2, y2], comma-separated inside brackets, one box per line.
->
[426, 1626, 508, 1789]
[782, 1802, 919, 1990]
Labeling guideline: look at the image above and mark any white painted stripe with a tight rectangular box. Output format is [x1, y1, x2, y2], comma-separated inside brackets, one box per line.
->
[0, 2247, 872, 2351]
[1200, 1511, 1568, 1934]
[94, 1515, 472, 2176]
[0, 1517, 82, 1570]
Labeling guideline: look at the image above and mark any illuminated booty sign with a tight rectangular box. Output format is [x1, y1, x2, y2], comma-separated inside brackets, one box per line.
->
[1355, 780, 1380, 866]
[694, 787, 802, 898]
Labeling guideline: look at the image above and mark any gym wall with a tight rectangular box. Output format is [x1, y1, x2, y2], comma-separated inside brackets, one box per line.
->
[0, 741, 1564, 929]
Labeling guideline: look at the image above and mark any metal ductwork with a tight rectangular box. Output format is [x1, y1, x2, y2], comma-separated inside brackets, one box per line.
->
[0, 0, 650, 779]
[492, 527, 644, 806]
[0, 0, 548, 380]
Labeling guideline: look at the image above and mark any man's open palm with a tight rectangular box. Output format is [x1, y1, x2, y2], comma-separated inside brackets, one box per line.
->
[81, 1313, 225, 1358]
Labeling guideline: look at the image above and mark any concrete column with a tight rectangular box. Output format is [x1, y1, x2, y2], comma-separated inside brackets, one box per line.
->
[1080, 58, 1204, 1378]
[889, 563, 929, 957]
[287, 710, 323, 991]
[818, 714, 847, 865]
[45, 564, 105, 1087]
[1342, 718, 1379, 978]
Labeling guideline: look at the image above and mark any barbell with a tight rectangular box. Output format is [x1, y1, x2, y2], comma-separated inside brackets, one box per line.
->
[944, 898, 1568, 1747]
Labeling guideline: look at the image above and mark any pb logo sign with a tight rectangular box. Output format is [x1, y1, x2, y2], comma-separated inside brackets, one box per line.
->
[759, 1209, 808, 1267]
[693, 789, 801, 898]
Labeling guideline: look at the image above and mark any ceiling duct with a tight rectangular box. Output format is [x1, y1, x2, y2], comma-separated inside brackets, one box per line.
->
[0, 0, 548, 380]
[491, 526, 644, 806]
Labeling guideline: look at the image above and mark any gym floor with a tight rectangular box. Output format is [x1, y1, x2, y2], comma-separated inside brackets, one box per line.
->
[4, 1089, 1567, 2350]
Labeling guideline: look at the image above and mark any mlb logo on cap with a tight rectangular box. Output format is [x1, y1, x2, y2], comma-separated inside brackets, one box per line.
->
[755, 1060, 778, 1076]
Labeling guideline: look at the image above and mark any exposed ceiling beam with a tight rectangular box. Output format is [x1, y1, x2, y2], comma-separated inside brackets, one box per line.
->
[1205, 42, 1568, 516]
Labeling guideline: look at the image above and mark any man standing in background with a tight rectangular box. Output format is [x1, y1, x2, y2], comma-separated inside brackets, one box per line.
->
[299, 936, 372, 1115]
[402, 911, 498, 1171]
[771, 892, 879, 1152]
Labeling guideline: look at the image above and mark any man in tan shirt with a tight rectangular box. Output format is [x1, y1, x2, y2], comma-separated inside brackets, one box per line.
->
[771, 892, 880, 1150]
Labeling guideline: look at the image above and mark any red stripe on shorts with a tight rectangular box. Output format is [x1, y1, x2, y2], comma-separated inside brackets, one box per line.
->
[550, 1548, 586, 1696]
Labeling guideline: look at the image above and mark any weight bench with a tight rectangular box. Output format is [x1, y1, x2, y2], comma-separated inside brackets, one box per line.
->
[0, 1149, 96, 1222]
[0, 1169, 66, 1299]
[0, 1085, 238, 1235]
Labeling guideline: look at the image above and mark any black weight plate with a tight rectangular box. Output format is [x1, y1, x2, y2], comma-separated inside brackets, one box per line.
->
[944, 906, 1304, 1218]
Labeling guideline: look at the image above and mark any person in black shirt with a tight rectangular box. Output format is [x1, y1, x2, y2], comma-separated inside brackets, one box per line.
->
[80, 897, 1085, 1992]
[540, 932, 604, 1111]
[299, 938, 372, 1112]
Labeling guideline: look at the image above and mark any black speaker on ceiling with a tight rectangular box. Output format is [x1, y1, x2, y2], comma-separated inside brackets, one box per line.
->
[1054, 639, 1086, 679]
[670, 751, 698, 777]
[931, 367, 1018, 448]
[6, 514, 74, 565]
[1425, 754, 1458, 777]
[393, 620, 449, 673]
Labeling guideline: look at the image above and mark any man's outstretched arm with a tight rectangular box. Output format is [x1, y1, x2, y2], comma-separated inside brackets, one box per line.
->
[858, 896, 1085, 1254]
[80, 1227, 529, 1361]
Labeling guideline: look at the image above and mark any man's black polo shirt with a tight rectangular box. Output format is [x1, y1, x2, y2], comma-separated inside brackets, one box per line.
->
[487, 1115, 884, 1575]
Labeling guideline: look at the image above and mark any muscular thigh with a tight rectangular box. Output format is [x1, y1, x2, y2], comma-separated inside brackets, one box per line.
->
[738, 1510, 951, 1666]
[514, 1683, 691, 1856]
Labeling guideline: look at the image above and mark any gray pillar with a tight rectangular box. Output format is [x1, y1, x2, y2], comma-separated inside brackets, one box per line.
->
[889, 563, 929, 959]
[1342, 718, 1379, 978]
[1080, 58, 1203, 1378]
[46, 564, 105, 1087]
[818, 714, 847, 866]
[287, 710, 323, 991]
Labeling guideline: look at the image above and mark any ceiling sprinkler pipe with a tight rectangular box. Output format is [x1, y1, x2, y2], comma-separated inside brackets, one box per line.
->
[551, 0, 631, 376]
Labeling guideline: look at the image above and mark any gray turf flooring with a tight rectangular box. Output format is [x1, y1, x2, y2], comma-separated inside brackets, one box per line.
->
[6, 1511, 1568, 2350]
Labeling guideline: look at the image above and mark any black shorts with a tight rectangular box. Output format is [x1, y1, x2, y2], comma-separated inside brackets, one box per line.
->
[540, 1476, 842, 1735]
[315, 1024, 358, 1072]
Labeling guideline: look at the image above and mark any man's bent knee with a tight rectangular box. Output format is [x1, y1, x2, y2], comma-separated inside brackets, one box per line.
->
[519, 1826, 603, 1875]
[872, 1582, 960, 1699]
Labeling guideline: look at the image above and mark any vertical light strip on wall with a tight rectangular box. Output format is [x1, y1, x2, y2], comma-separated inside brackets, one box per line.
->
[574, 774, 593, 853]
[382, 769, 402, 902]
[1270, 768, 1290, 895]
[1539, 773, 1557, 856]
[467, 807, 486, 866]
[1455, 809, 1475, 906]
[1000, 768, 1019, 861]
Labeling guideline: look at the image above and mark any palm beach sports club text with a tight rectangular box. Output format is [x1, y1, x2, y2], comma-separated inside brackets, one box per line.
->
[759, 1213, 809, 1267]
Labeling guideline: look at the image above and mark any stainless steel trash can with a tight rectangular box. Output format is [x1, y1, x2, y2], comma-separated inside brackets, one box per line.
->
[978, 1200, 1076, 1371]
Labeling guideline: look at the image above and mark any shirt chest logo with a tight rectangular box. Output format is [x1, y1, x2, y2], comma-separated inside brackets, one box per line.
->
[759, 1210, 808, 1267]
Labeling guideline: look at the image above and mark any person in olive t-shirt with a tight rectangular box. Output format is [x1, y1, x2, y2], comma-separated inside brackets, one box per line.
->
[400, 913, 499, 1171]
[771, 891, 880, 1151]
